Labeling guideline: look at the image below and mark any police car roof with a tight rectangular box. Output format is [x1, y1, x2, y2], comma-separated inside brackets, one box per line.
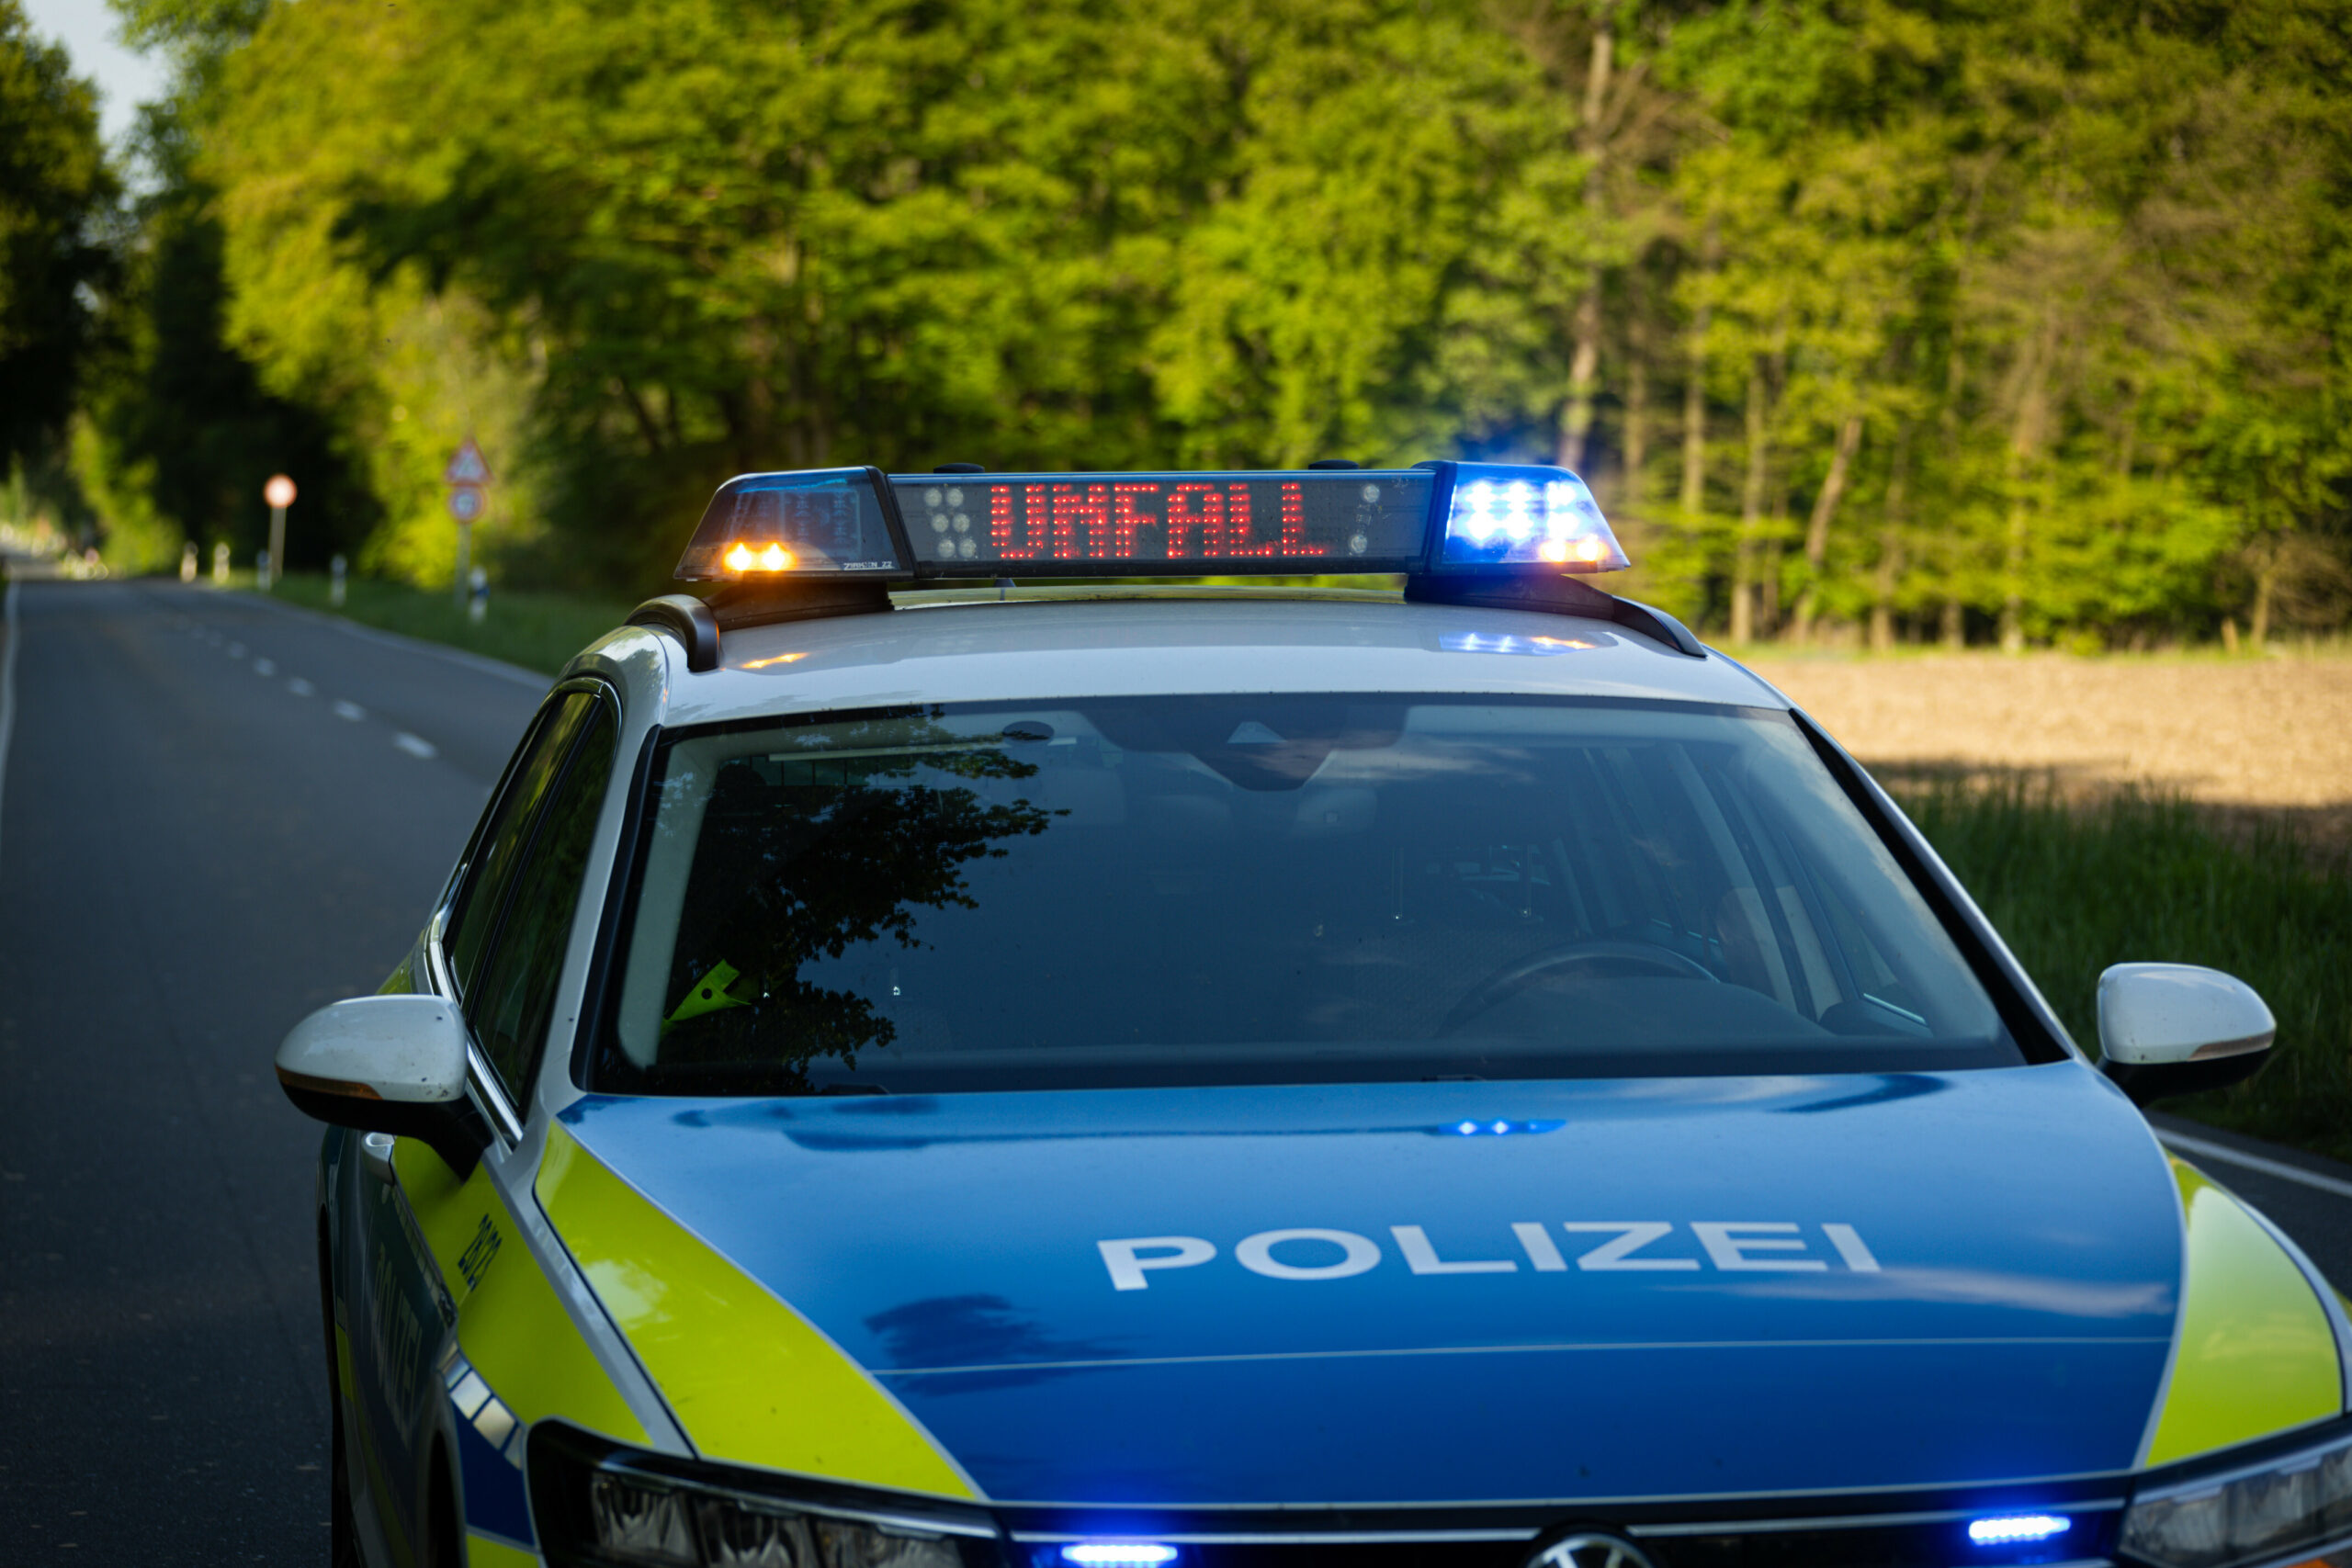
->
[597, 587, 1789, 729]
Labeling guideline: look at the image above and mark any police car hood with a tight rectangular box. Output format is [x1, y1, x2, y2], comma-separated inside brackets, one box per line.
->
[556, 1063, 2182, 1506]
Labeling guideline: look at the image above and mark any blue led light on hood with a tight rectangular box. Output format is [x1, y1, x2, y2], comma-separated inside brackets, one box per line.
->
[1435, 1119, 1566, 1137]
[1061, 1546, 1179, 1566]
[1969, 1515, 2072, 1546]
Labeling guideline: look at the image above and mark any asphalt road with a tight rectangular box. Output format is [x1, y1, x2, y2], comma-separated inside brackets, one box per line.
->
[0, 570, 544, 1562]
[1, 571, 2349, 1562]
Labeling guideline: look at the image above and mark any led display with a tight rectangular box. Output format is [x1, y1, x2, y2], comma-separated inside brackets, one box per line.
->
[890, 471, 1432, 570]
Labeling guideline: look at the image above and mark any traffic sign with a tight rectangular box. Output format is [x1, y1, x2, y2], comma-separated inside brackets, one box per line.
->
[443, 436, 492, 487]
[447, 485, 485, 523]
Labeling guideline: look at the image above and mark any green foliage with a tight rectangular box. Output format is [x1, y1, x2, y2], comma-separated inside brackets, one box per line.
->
[53, 0, 2352, 637]
[74, 119, 382, 569]
[1900, 776, 2352, 1162]
[0, 0, 116, 469]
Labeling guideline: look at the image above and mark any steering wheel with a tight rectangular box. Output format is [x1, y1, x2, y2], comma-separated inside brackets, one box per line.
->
[1439, 939, 1718, 1035]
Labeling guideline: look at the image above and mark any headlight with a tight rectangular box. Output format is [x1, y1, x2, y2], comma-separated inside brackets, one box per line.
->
[2124, 1427, 2352, 1568]
[531, 1422, 1000, 1568]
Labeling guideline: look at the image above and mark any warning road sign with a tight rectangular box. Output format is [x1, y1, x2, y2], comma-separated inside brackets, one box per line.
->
[443, 436, 492, 487]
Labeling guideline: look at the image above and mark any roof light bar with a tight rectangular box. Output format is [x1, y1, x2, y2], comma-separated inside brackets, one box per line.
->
[673, 462, 1626, 583]
[673, 467, 901, 581]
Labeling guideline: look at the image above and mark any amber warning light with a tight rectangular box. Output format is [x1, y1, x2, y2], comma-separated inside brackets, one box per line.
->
[673, 463, 1627, 582]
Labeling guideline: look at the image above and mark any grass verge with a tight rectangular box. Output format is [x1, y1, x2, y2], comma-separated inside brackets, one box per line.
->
[262, 572, 638, 676]
[1897, 776, 2352, 1162]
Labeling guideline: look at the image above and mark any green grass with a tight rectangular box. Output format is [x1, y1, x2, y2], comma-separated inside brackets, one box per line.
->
[1897, 775, 2352, 1161]
[260, 572, 639, 676]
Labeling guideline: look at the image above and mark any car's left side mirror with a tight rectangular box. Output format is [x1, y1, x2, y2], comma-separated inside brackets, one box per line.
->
[2098, 963, 2276, 1107]
[275, 995, 491, 1178]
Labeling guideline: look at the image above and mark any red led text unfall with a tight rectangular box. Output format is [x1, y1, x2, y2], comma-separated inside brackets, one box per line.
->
[985, 482, 1325, 560]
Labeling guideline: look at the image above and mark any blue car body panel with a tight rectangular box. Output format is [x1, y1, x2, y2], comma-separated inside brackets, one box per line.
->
[559, 1062, 2181, 1505]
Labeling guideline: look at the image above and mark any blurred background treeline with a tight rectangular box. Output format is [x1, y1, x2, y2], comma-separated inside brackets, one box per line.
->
[5, 0, 2350, 647]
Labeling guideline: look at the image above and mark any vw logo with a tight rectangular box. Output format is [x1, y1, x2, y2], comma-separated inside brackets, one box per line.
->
[1527, 1531, 1661, 1568]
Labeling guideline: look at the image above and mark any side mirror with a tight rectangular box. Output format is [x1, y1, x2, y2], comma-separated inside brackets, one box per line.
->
[275, 995, 490, 1177]
[2098, 963, 2276, 1107]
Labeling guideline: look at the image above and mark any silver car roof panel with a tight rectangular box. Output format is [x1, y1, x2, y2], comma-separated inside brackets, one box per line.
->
[643, 598, 1785, 728]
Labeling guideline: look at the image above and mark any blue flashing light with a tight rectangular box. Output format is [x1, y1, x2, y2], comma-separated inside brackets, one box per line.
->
[1436, 1119, 1566, 1137]
[1061, 1547, 1179, 1567]
[1968, 1515, 2072, 1547]
[1438, 464, 1627, 572]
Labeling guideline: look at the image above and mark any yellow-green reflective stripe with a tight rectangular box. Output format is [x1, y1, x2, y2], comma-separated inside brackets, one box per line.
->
[390, 1138, 648, 1446]
[2145, 1159, 2342, 1465]
[464, 1532, 539, 1567]
[537, 1122, 974, 1498]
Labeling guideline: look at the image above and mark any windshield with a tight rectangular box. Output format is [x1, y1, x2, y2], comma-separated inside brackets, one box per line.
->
[593, 694, 2019, 1094]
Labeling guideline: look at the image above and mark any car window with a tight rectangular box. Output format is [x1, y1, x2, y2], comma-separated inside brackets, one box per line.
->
[443, 693, 599, 999]
[596, 694, 2019, 1095]
[467, 700, 619, 1104]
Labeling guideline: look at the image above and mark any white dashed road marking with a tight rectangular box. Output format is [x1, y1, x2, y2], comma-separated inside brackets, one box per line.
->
[226, 643, 245, 658]
[287, 678, 313, 696]
[332, 700, 365, 722]
[254, 659, 276, 676]
[391, 733, 437, 761]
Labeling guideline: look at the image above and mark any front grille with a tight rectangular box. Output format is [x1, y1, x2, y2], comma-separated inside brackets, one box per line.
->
[535, 1419, 2125, 1568]
[1001, 1499, 2123, 1568]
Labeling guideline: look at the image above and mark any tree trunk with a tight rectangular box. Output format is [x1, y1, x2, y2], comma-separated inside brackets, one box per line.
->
[2000, 313, 2054, 655]
[1555, 23, 1615, 472]
[1791, 409, 1865, 644]
[615, 378, 667, 455]
[1622, 313, 1649, 516]
[1679, 219, 1717, 524]
[2250, 538, 2278, 645]
[1733, 357, 1768, 644]
[1871, 421, 1913, 653]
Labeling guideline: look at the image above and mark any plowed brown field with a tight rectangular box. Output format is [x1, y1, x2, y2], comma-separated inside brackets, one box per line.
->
[1737, 650, 2352, 852]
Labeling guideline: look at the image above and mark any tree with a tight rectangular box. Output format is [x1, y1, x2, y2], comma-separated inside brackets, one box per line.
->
[0, 0, 116, 474]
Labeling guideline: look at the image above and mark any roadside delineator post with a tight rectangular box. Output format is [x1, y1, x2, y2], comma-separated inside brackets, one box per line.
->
[469, 565, 489, 625]
[211, 542, 229, 585]
[180, 542, 198, 583]
[263, 474, 296, 592]
[331, 554, 347, 608]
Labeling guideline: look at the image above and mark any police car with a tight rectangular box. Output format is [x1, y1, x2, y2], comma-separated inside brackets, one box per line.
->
[277, 461, 2343, 1568]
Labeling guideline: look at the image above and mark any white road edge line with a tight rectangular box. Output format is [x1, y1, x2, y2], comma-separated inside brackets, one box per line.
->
[0, 576, 17, 876]
[392, 732, 438, 760]
[2157, 1128, 2352, 1201]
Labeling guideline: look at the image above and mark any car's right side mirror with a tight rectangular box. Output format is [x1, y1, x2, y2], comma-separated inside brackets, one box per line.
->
[275, 994, 491, 1177]
[2098, 963, 2276, 1107]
